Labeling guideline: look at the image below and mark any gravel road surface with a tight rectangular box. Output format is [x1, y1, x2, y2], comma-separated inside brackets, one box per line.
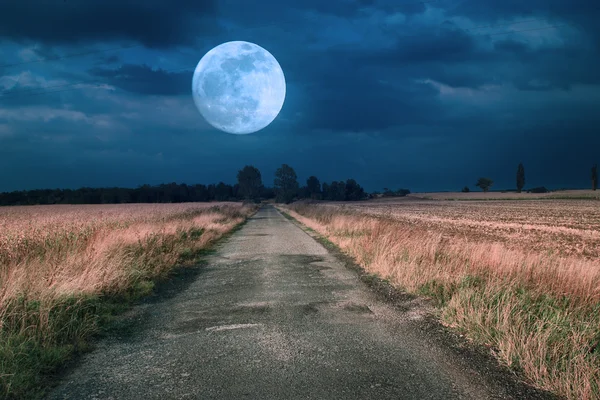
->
[47, 206, 548, 400]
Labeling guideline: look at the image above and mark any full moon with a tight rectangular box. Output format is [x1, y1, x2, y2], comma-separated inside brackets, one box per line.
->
[192, 41, 286, 134]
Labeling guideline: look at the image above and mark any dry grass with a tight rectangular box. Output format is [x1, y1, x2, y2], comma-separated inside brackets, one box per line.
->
[282, 201, 600, 400]
[0, 202, 256, 399]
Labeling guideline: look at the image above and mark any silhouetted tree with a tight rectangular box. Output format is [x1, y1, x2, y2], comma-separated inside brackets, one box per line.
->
[322, 182, 330, 200]
[297, 186, 310, 199]
[529, 186, 549, 193]
[192, 184, 209, 202]
[462, 186, 470, 193]
[306, 176, 321, 199]
[592, 164, 598, 191]
[274, 164, 299, 204]
[214, 182, 233, 201]
[328, 181, 339, 200]
[237, 165, 262, 201]
[207, 184, 216, 201]
[516, 162, 525, 193]
[475, 177, 493, 192]
[261, 186, 275, 199]
[232, 183, 240, 199]
[331, 181, 346, 201]
[345, 179, 365, 201]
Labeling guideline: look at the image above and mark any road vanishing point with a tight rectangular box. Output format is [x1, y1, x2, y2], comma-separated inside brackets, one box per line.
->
[48, 206, 550, 400]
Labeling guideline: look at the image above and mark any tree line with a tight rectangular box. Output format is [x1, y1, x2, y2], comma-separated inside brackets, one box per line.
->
[4, 160, 596, 206]
[0, 164, 369, 206]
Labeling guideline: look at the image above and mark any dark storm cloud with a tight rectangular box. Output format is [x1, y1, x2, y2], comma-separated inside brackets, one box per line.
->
[0, 0, 219, 47]
[270, 44, 443, 132]
[293, 0, 370, 17]
[448, 0, 598, 21]
[291, 0, 427, 17]
[99, 55, 121, 65]
[89, 64, 191, 95]
[304, 75, 442, 132]
[418, 65, 492, 89]
[336, 16, 599, 93]
[447, 0, 600, 48]
[2, 0, 600, 193]
[363, 28, 479, 65]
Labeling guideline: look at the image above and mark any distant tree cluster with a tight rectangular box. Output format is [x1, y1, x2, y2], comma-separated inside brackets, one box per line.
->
[320, 179, 366, 201]
[272, 164, 368, 204]
[0, 183, 260, 206]
[528, 186, 549, 194]
[0, 164, 369, 206]
[376, 188, 411, 198]
[0, 164, 273, 206]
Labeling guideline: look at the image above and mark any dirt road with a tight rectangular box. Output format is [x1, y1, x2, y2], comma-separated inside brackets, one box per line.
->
[48, 206, 548, 399]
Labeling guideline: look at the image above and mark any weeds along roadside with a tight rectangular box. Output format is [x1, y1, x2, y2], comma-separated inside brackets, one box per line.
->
[0, 203, 257, 399]
[279, 203, 600, 400]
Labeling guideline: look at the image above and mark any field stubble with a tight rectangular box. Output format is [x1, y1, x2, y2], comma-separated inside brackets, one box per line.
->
[335, 198, 600, 259]
[283, 199, 600, 400]
[0, 202, 256, 399]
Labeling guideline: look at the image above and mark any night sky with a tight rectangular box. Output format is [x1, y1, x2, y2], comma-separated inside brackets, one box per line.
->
[1, 0, 599, 193]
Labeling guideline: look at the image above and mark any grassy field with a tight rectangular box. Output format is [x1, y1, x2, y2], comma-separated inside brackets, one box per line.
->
[281, 199, 600, 400]
[0, 202, 256, 399]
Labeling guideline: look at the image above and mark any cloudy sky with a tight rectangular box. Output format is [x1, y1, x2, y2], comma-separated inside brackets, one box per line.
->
[1, 0, 599, 192]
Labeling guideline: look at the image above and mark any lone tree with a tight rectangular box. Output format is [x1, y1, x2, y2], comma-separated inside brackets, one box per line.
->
[462, 186, 470, 193]
[593, 164, 598, 191]
[475, 177, 493, 193]
[321, 182, 330, 200]
[237, 165, 262, 201]
[516, 162, 525, 193]
[274, 164, 299, 203]
[306, 176, 321, 199]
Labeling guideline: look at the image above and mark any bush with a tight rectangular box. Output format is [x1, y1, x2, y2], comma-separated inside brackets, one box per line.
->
[528, 186, 549, 194]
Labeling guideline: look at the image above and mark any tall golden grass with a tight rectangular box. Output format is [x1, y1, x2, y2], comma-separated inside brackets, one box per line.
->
[283, 203, 600, 400]
[0, 202, 256, 399]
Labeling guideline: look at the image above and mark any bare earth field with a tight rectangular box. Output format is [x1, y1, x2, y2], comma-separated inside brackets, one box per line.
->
[0, 202, 256, 399]
[408, 189, 600, 201]
[284, 198, 600, 399]
[331, 197, 600, 259]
